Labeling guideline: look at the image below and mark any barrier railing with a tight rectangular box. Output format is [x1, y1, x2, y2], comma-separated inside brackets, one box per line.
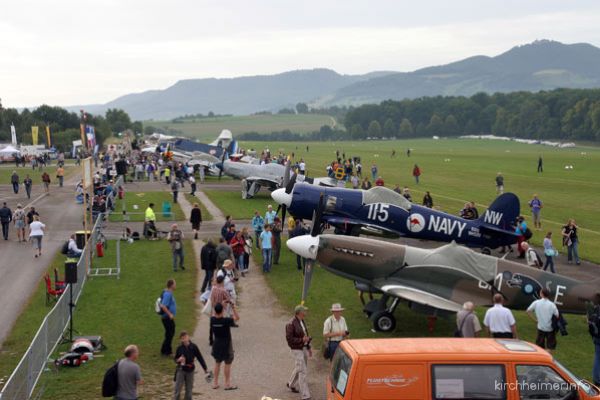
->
[0, 176, 122, 399]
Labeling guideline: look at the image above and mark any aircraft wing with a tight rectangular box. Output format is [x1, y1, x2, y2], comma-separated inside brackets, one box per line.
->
[245, 176, 281, 187]
[379, 284, 463, 312]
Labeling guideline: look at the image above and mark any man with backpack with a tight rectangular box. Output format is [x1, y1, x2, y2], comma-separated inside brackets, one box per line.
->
[167, 224, 185, 272]
[159, 280, 177, 356]
[526, 288, 559, 352]
[109, 344, 143, 400]
[522, 242, 542, 268]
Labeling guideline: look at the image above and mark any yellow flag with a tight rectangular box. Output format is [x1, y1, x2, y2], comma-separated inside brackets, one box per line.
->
[31, 126, 39, 145]
[46, 125, 51, 147]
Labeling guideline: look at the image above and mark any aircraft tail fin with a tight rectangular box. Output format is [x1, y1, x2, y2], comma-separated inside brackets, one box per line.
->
[478, 193, 520, 231]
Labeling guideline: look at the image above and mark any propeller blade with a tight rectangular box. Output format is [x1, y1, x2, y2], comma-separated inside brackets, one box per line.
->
[283, 160, 291, 188]
[281, 204, 287, 227]
[285, 174, 297, 194]
[310, 193, 325, 237]
[301, 259, 314, 304]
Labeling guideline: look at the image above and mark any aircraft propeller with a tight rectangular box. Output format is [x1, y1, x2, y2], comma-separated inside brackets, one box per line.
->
[276, 160, 293, 223]
[301, 192, 325, 304]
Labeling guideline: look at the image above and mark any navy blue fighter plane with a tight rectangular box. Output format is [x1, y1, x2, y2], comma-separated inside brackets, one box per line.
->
[271, 183, 520, 251]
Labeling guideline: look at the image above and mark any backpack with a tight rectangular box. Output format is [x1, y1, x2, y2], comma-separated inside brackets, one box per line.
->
[523, 227, 533, 240]
[588, 306, 600, 338]
[102, 361, 119, 397]
[61, 241, 70, 255]
[154, 291, 165, 315]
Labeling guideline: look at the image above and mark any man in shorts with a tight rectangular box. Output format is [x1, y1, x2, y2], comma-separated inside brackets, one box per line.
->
[526, 288, 559, 352]
[210, 302, 239, 391]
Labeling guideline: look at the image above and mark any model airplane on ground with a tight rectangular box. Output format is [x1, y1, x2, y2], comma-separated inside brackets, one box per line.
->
[286, 232, 599, 332]
[272, 183, 520, 251]
[217, 160, 337, 199]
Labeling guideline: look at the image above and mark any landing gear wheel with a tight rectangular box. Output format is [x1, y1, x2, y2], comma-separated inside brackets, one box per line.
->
[371, 311, 396, 332]
[481, 247, 491, 255]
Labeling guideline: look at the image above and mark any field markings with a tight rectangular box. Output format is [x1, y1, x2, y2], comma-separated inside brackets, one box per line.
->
[409, 188, 600, 236]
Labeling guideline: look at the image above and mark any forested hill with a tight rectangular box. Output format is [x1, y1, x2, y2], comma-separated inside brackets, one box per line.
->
[343, 88, 600, 142]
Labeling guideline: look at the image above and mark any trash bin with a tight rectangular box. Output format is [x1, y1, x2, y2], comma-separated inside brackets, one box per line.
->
[75, 231, 91, 250]
[162, 202, 172, 218]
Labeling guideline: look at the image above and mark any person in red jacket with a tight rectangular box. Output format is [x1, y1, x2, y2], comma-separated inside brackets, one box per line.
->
[229, 230, 247, 276]
[412, 164, 421, 184]
[374, 176, 385, 186]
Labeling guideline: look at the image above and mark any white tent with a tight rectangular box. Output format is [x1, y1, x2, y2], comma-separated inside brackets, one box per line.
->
[0, 145, 20, 154]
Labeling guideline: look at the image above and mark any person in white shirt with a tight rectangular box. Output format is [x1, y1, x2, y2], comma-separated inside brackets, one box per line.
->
[67, 234, 82, 257]
[522, 242, 541, 268]
[299, 160, 306, 175]
[323, 303, 349, 360]
[217, 260, 237, 303]
[28, 215, 46, 258]
[483, 294, 517, 339]
[527, 288, 559, 352]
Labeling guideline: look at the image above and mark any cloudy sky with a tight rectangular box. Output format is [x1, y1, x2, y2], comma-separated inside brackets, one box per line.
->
[1, 0, 599, 107]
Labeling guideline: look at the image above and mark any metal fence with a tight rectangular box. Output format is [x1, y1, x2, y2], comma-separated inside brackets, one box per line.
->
[0, 177, 122, 400]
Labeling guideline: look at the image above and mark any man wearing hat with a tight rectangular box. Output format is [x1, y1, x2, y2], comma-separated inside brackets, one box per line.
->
[323, 303, 349, 360]
[286, 305, 311, 400]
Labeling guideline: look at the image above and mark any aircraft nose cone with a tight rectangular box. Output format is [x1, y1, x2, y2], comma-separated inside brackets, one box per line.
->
[286, 235, 319, 260]
[271, 188, 292, 207]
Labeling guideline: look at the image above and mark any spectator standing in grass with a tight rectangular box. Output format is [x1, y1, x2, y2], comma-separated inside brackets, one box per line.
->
[189, 203, 202, 240]
[412, 164, 421, 184]
[200, 239, 217, 292]
[171, 179, 180, 204]
[174, 331, 212, 400]
[159, 280, 177, 356]
[370, 163, 378, 180]
[529, 194, 543, 230]
[456, 301, 481, 338]
[260, 224, 273, 273]
[10, 171, 19, 194]
[422, 191, 434, 208]
[41, 172, 51, 193]
[116, 345, 143, 400]
[323, 303, 349, 360]
[374, 176, 385, 187]
[56, 165, 65, 187]
[144, 203, 157, 240]
[265, 204, 277, 225]
[361, 177, 372, 190]
[483, 294, 517, 339]
[543, 232, 557, 273]
[29, 215, 45, 258]
[167, 224, 185, 272]
[251, 211, 264, 249]
[538, 155, 543, 173]
[210, 302, 239, 391]
[23, 175, 33, 199]
[0, 202, 12, 241]
[13, 204, 26, 242]
[272, 217, 282, 265]
[562, 219, 580, 265]
[495, 172, 504, 194]
[526, 288, 559, 353]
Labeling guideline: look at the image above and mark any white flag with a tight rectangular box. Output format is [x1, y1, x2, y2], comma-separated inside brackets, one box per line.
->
[10, 124, 17, 146]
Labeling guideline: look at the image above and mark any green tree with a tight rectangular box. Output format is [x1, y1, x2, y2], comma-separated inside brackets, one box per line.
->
[105, 108, 132, 134]
[296, 103, 309, 114]
[443, 114, 460, 136]
[398, 118, 413, 137]
[350, 124, 364, 140]
[382, 118, 396, 137]
[131, 121, 143, 134]
[426, 114, 443, 136]
[367, 120, 382, 138]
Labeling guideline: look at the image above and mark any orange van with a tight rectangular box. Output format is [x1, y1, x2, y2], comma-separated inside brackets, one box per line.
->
[327, 338, 600, 399]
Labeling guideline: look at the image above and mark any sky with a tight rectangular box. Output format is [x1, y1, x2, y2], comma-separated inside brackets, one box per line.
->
[1, 0, 600, 107]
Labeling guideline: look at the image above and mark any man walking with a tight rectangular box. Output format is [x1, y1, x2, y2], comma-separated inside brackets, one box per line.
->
[251, 210, 264, 249]
[167, 224, 185, 272]
[537, 155, 543, 173]
[56, 165, 65, 187]
[200, 239, 217, 292]
[116, 345, 143, 400]
[10, 171, 19, 194]
[23, 175, 33, 199]
[286, 305, 312, 400]
[159, 279, 177, 356]
[260, 224, 273, 273]
[529, 194, 543, 230]
[171, 179, 180, 204]
[174, 331, 212, 400]
[456, 301, 482, 338]
[144, 203, 157, 239]
[0, 203, 12, 240]
[527, 288, 559, 352]
[483, 294, 517, 338]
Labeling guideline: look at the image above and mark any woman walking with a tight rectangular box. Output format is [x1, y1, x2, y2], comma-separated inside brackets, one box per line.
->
[189, 203, 202, 240]
[13, 204, 27, 242]
[543, 231, 556, 273]
[41, 172, 51, 193]
[29, 215, 45, 258]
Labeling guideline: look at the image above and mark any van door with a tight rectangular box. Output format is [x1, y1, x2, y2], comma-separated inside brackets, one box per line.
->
[431, 364, 507, 399]
[357, 362, 426, 399]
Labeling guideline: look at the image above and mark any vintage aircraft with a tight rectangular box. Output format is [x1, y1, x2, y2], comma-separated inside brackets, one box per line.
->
[287, 232, 599, 332]
[217, 160, 337, 199]
[272, 183, 520, 251]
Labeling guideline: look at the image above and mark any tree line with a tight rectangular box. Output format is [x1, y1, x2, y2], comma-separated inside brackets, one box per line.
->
[0, 100, 142, 151]
[344, 89, 600, 141]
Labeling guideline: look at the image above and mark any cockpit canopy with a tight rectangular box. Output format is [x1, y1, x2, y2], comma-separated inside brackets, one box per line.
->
[362, 186, 412, 210]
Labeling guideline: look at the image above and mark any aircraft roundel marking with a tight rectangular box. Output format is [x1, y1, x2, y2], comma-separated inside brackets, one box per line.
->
[406, 213, 426, 233]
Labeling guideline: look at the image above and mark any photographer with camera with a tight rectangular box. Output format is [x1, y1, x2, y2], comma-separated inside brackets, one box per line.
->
[286, 305, 312, 400]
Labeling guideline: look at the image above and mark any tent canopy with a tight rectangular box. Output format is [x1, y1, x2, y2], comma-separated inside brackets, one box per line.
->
[0, 145, 20, 154]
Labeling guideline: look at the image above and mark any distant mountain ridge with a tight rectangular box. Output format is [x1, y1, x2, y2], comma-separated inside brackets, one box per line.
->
[71, 40, 600, 120]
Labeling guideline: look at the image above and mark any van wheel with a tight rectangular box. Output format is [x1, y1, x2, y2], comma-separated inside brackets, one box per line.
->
[481, 247, 491, 255]
[372, 311, 396, 332]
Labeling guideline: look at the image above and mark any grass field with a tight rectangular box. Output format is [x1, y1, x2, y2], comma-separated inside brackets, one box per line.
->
[109, 191, 185, 222]
[147, 114, 336, 142]
[0, 165, 77, 184]
[203, 189, 273, 221]
[183, 193, 213, 221]
[257, 242, 596, 380]
[239, 138, 600, 263]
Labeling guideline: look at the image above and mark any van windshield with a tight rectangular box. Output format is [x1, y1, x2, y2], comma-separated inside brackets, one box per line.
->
[330, 348, 353, 397]
[554, 360, 599, 397]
